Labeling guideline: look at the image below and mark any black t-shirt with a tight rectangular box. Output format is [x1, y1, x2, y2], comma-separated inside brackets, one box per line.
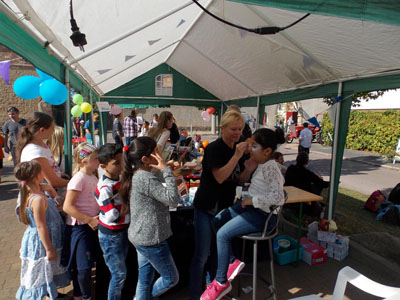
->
[284, 164, 329, 193]
[194, 138, 243, 215]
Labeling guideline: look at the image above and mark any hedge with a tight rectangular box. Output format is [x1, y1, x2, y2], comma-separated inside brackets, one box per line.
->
[321, 110, 400, 157]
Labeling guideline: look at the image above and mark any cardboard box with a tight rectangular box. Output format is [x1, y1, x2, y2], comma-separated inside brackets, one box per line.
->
[300, 237, 327, 266]
[319, 236, 349, 261]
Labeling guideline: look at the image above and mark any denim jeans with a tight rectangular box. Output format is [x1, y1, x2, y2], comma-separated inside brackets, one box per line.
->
[135, 240, 179, 300]
[213, 201, 276, 284]
[189, 209, 218, 300]
[125, 136, 135, 147]
[99, 230, 129, 300]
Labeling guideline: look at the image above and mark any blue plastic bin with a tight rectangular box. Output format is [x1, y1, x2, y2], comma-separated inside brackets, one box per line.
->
[273, 235, 303, 265]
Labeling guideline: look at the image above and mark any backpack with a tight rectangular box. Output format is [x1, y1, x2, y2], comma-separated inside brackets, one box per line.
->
[364, 190, 386, 212]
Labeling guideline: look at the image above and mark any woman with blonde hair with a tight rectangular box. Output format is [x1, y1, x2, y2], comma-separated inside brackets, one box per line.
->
[148, 111, 174, 152]
[189, 110, 258, 300]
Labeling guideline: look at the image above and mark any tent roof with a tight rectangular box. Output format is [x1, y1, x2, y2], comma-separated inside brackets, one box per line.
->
[1, 0, 400, 104]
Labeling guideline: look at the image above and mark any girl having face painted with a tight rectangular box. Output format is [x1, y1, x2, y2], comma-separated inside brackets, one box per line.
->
[201, 128, 286, 300]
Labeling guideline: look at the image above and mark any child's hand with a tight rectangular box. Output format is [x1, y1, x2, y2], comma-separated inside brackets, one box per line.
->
[46, 247, 57, 261]
[61, 173, 71, 180]
[87, 216, 99, 231]
[241, 197, 253, 208]
[149, 149, 167, 170]
[40, 183, 57, 198]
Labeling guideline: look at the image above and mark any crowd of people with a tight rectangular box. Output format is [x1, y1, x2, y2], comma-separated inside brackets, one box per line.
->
[1, 105, 334, 300]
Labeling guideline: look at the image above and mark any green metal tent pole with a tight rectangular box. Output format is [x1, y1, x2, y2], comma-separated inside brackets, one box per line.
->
[89, 90, 95, 145]
[64, 69, 72, 176]
[328, 82, 352, 220]
[97, 98, 105, 146]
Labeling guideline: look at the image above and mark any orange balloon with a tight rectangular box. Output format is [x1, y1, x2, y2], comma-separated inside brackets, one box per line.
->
[7, 156, 13, 162]
[202, 140, 209, 148]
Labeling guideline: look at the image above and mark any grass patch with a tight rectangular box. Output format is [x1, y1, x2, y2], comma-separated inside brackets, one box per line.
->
[331, 187, 400, 238]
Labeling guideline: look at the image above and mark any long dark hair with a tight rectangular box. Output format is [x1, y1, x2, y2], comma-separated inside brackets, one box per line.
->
[252, 128, 285, 153]
[14, 161, 42, 225]
[119, 137, 157, 215]
[16, 112, 53, 163]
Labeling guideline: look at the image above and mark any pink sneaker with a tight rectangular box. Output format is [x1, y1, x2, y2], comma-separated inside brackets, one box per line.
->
[227, 259, 245, 282]
[200, 279, 232, 300]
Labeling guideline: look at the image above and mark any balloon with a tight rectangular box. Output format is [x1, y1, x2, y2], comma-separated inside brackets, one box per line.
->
[202, 140, 209, 148]
[201, 111, 210, 122]
[110, 105, 122, 115]
[39, 79, 68, 105]
[71, 105, 82, 117]
[35, 68, 54, 82]
[72, 94, 84, 105]
[13, 75, 41, 99]
[206, 107, 215, 115]
[81, 102, 92, 113]
[7, 156, 13, 162]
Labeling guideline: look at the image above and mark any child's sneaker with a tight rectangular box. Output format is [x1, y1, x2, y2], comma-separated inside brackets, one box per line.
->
[200, 279, 232, 300]
[227, 259, 245, 282]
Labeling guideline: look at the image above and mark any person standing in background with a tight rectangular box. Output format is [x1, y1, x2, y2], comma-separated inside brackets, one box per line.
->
[169, 118, 180, 145]
[123, 110, 138, 146]
[3, 107, 26, 166]
[298, 122, 313, 154]
[150, 113, 159, 128]
[84, 113, 100, 145]
[112, 112, 124, 147]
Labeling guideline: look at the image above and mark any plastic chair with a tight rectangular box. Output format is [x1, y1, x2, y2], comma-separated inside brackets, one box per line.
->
[237, 192, 287, 300]
[289, 266, 400, 300]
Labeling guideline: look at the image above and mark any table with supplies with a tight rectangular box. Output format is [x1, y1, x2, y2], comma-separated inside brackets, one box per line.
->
[283, 186, 324, 264]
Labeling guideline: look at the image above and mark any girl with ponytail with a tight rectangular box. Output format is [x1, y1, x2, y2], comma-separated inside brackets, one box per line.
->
[119, 136, 180, 300]
[16, 112, 69, 208]
[200, 128, 286, 300]
[15, 161, 70, 299]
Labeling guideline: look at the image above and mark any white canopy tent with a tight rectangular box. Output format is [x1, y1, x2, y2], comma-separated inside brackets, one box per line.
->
[1, 0, 400, 218]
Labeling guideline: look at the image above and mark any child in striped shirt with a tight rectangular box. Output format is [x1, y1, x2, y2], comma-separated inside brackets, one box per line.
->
[95, 143, 130, 300]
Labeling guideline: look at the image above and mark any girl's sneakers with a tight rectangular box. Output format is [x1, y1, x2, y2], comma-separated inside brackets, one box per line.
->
[200, 280, 231, 300]
[227, 259, 245, 282]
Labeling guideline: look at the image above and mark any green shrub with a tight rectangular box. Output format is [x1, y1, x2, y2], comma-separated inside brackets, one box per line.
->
[321, 110, 400, 157]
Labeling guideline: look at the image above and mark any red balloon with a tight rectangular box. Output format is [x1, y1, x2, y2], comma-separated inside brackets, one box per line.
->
[206, 107, 215, 115]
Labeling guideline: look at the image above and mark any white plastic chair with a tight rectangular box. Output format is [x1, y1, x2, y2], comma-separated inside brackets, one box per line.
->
[288, 266, 400, 300]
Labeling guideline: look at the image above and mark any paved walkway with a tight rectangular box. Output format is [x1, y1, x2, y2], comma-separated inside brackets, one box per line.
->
[1, 146, 399, 300]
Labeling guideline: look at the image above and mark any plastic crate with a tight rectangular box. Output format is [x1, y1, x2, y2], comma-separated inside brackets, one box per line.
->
[273, 235, 303, 265]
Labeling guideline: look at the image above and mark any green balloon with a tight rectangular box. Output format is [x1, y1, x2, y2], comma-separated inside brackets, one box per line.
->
[72, 94, 83, 105]
[71, 105, 82, 117]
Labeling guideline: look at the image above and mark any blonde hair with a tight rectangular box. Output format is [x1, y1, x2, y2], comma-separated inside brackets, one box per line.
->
[47, 126, 64, 163]
[148, 111, 173, 140]
[72, 142, 98, 176]
[220, 110, 244, 129]
[14, 161, 42, 225]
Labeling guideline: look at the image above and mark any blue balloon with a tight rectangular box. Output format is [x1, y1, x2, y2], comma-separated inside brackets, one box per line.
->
[39, 79, 68, 105]
[13, 75, 41, 99]
[35, 68, 54, 82]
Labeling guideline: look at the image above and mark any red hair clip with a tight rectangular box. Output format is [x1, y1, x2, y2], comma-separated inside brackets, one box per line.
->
[123, 146, 129, 151]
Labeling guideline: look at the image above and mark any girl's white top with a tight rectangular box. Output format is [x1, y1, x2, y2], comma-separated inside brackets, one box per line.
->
[248, 160, 285, 213]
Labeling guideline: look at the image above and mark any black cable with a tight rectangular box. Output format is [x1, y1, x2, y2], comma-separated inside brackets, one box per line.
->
[191, 0, 310, 35]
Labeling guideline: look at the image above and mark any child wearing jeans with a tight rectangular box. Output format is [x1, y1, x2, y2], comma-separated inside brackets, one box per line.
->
[62, 143, 100, 300]
[201, 128, 286, 300]
[119, 137, 179, 300]
[95, 143, 129, 300]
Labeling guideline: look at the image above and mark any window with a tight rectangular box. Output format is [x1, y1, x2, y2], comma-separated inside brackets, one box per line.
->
[155, 74, 173, 96]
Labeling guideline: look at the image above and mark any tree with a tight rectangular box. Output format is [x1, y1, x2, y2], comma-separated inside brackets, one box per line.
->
[323, 90, 391, 107]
